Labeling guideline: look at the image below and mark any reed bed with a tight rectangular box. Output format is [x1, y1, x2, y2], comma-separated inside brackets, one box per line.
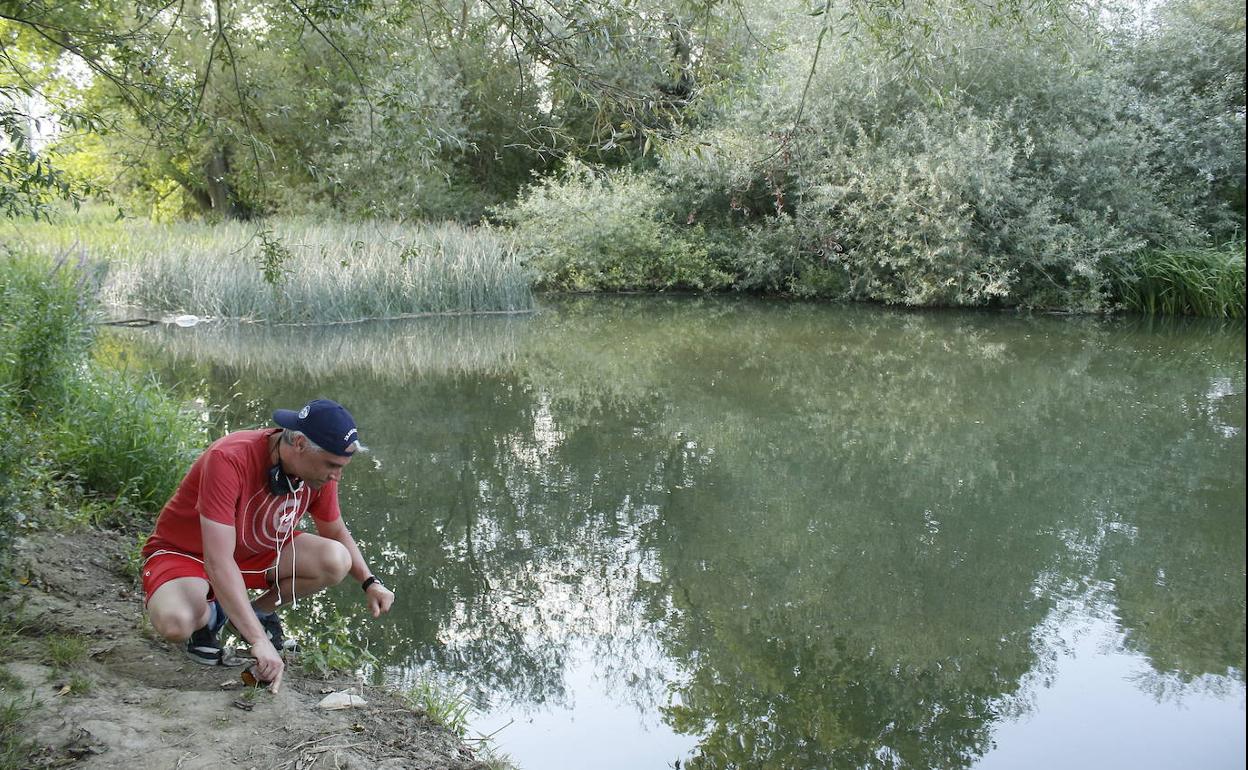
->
[10, 217, 534, 323]
[1117, 246, 1246, 318]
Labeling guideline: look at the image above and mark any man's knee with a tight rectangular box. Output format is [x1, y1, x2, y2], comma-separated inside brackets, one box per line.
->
[324, 540, 351, 583]
[148, 604, 202, 641]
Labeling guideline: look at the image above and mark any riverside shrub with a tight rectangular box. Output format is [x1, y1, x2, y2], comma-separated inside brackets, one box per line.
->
[508, 0, 1243, 310]
[0, 250, 204, 546]
[801, 113, 1126, 309]
[501, 162, 731, 292]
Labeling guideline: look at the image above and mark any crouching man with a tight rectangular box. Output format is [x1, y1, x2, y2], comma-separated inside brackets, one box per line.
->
[141, 398, 395, 692]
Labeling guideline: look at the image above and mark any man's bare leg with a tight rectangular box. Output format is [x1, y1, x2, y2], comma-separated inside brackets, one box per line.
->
[146, 576, 212, 641]
[252, 534, 351, 614]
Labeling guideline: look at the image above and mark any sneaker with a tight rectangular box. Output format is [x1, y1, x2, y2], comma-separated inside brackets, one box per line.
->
[255, 609, 298, 652]
[185, 600, 228, 665]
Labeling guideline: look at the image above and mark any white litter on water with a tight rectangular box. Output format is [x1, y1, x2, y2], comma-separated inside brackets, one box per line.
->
[161, 314, 203, 327]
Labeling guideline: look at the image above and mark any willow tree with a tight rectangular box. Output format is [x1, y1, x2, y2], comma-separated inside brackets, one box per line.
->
[2, 0, 1093, 221]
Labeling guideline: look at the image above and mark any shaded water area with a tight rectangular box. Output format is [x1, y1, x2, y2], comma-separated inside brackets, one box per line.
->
[107, 297, 1246, 770]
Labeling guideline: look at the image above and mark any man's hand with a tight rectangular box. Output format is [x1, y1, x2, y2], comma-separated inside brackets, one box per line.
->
[251, 638, 285, 694]
[365, 582, 395, 618]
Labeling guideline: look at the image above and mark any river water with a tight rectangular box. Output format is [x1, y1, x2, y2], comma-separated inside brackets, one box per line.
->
[110, 296, 1246, 770]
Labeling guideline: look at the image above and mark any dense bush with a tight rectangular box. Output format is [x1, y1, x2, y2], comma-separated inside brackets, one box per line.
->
[504, 0, 1244, 311]
[800, 112, 1125, 309]
[500, 162, 731, 292]
[0, 251, 205, 553]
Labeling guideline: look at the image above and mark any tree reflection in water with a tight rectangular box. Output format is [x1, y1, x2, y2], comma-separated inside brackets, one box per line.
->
[111, 298, 1245, 769]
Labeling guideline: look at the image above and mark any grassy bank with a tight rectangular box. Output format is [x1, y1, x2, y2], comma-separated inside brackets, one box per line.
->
[0, 248, 514, 768]
[6, 215, 534, 323]
[1115, 247, 1246, 318]
[0, 248, 205, 556]
[9, 207, 1241, 318]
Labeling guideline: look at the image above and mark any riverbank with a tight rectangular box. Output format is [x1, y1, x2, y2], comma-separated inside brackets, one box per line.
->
[0, 528, 497, 769]
[6, 209, 1244, 320]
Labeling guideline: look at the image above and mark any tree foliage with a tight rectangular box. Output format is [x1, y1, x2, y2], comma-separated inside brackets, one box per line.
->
[507, 0, 1245, 309]
[2, 0, 1244, 310]
[4, 0, 1115, 218]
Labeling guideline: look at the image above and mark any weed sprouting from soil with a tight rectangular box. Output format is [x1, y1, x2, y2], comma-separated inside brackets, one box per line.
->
[43, 635, 88, 670]
[401, 679, 472, 736]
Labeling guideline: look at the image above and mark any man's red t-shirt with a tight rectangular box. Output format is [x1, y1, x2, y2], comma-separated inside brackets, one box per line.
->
[143, 428, 341, 564]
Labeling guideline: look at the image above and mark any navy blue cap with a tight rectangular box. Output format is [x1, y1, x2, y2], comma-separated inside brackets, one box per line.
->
[273, 399, 360, 456]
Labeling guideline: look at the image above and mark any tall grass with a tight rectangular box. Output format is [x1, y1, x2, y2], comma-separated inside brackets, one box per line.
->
[55, 368, 207, 509]
[0, 698, 37, 770]
[8, 215, 534, 322]
[1, 250, 95, 553]
[1116, 246, 1246, 318]
[0, 250, 96, 412]
[0, 250, 204, 543]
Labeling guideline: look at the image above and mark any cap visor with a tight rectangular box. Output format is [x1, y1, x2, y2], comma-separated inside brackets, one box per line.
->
[272, 409, 300, 429]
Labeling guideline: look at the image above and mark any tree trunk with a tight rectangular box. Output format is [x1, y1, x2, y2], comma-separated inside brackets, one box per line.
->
[204, 147, 248, 220]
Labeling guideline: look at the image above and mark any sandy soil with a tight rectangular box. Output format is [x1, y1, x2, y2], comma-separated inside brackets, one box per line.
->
[1, 530, 490, 769]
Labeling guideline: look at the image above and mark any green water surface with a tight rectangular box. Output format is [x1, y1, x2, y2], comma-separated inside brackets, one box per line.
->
[112, 297, 1246, 770]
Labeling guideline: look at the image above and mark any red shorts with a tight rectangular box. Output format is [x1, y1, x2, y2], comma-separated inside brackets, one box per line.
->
[141, 534, 304, 604]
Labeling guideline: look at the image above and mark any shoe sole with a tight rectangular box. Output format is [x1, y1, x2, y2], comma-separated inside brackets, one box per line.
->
[186, 646, 222, 665]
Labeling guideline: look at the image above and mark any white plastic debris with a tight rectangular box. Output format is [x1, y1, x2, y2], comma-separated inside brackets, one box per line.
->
[317, 691, 368, 710]
[160, 314, 202, 327]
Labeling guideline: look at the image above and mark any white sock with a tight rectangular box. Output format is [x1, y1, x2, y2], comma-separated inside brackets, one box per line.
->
[207, 600, 226, 629]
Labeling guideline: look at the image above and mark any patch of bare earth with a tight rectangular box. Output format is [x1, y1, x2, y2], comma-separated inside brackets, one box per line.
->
[1, 531, 489, 769]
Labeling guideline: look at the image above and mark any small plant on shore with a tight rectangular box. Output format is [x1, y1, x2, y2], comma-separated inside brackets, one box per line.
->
[66, 673, 93, 696]
[401, 679, 472, 736]
[43, 635, 88, 670]
[288, 611, 378, 678]
[473, 748, 519, 770]
[121, 532, 148, 583]
[0, 698, 38, 769]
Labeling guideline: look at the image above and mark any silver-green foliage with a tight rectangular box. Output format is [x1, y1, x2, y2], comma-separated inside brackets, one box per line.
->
[516, 0, 1244, 310]
[808, 109, 1160, 308]
[501, 161, 731, 292]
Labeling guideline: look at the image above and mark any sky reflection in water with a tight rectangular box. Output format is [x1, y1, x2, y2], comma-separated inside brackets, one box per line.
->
[111, 297, 1246, 770]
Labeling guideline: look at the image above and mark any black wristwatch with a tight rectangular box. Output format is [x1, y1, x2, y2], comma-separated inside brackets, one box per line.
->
[362, 576, 384, 591]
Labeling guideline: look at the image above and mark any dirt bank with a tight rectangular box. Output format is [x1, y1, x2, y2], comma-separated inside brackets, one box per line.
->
[0, 530, 491, 769]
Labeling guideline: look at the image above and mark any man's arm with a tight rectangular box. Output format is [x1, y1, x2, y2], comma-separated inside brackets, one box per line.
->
[313, 516, 395, 617]
[201, 518, 285, 691]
